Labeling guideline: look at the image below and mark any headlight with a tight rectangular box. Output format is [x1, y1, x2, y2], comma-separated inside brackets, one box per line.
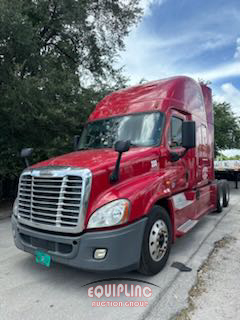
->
[87, 199, 130, 229]
[13, 198, 18, 218]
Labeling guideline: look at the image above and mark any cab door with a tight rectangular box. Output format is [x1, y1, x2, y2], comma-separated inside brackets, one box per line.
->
[166, 110, 198, 226]
[166, 111, 188, 193]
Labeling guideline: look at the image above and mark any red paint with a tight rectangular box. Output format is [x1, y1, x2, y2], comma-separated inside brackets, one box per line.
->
[32, 76, 217, 239]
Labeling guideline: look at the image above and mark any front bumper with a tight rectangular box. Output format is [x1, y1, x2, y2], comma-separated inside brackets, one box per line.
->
[12, 216, 147, 272]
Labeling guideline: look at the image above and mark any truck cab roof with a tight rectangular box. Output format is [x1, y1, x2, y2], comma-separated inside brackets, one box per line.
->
[89, 76, 210, 122]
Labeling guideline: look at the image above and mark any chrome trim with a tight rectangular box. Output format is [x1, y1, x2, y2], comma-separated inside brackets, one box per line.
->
[16, 166, 92, 234]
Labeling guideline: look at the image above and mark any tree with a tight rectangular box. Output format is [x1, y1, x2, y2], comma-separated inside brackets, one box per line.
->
[214, 102, 240, 155]
[0, 0, 142, 178]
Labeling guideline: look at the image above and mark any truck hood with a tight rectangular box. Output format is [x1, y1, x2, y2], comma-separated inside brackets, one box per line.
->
[31, 147, 159, 174]
[30, 147, 164, 228]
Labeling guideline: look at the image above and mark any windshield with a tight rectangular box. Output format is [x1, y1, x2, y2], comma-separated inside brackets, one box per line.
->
[78, 112, 164, 150]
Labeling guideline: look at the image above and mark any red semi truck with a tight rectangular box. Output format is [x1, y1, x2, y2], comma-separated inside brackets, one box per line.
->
[12, 76, 230, 275]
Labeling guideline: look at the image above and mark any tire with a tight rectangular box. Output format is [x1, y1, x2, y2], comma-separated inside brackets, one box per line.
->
[216, 181, 223, 213]
[138, 206, 172, 275]
[222, 180, 230, 207]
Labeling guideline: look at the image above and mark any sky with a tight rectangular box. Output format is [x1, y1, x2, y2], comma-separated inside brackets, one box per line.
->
[118, 0, 240, 119]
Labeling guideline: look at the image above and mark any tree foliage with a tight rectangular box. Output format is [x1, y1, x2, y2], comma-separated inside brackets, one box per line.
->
[0, 0, 142, 177]
[214, 101, 240, 155]
[216, 154, 240, 160]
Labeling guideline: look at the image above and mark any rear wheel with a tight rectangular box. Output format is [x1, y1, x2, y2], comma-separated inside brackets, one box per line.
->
[216, 181, 223, 213]
[138, 206, 172, 275]
[222, 180, 230, 207]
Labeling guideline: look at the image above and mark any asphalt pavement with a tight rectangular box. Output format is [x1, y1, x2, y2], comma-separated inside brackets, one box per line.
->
[0, 184, 239, 320]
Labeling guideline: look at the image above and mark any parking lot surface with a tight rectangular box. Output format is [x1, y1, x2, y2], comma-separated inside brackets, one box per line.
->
[0, 185, 239, 320]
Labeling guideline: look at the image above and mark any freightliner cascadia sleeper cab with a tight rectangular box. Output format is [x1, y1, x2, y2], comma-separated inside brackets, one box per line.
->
[12, 76, 230, 275]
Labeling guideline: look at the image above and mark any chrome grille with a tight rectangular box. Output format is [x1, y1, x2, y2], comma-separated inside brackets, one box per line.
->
[17, 167, 92, 233]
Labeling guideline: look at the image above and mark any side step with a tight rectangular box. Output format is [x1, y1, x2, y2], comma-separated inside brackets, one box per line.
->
[177, 219, 199, 233]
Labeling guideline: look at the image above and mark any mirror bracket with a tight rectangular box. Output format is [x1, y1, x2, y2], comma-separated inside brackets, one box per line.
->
[170, 148, 188, 162]
[110, 140, 130, 183]
[110, 152, 123, 183]
[170, 152, 180, 162]
[73, 135, 80, 151]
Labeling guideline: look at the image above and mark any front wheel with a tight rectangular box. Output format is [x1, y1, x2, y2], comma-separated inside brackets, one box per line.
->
[138, 206, 172, 275]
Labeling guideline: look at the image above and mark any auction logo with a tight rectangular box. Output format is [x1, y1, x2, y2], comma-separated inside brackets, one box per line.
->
[82, 277, 159, 308]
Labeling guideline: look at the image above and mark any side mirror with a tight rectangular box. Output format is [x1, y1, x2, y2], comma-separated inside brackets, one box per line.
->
[114, 140, 131, 153]
[73, 135, 80, 151]
[182, 121, 196, 149]
[20, 148, 33, 167]
[110, 140, 131, 183]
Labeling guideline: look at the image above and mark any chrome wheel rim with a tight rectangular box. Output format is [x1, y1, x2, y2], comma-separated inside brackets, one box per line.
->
[220, 188, 224, 206]
[149, 219, 168, 262]
[226, 188, 230, 203]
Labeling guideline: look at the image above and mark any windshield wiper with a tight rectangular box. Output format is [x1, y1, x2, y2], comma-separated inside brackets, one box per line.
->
[78, 146, 91, 151]
[130, 142, 141, 147]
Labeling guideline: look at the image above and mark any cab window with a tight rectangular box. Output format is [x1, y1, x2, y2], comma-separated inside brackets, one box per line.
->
[169, 116, 183, 148]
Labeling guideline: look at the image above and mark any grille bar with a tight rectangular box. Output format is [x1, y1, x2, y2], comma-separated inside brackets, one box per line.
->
[17, 167, 92, 233]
